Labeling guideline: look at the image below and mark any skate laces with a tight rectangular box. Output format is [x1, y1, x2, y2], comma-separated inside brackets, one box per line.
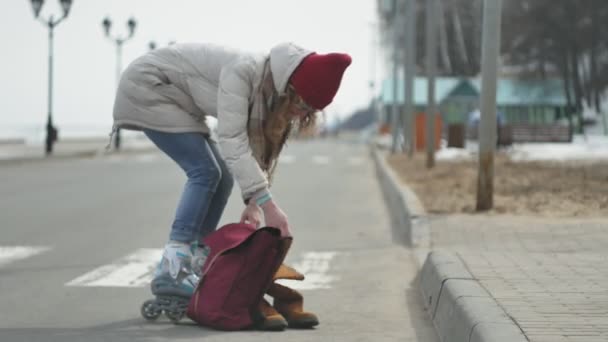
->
[160, 242, 194, 280]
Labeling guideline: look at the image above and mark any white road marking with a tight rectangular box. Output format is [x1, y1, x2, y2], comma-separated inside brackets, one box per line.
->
[279, 155, 296, 164]
[66, 249, 338, 290]
[275, 154, 364, 166]
[348, 157, 365, 165]
[66, 248, 161, 287]
[103, 155, 125, 163]
[0, 246, 51, 267]
[277, 251, 339, 290]
[133, 153, 162, 162]
[312, 155, 330, 165]
[91, 152, 162, 164]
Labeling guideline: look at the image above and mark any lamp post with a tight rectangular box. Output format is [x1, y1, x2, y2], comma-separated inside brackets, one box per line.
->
[102, 16, 136, 150]
[30, 0, 73, 156]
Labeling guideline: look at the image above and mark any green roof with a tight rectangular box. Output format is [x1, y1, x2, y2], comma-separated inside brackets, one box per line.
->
[381, 77, 567, 107]
[471, 78, 567, 106]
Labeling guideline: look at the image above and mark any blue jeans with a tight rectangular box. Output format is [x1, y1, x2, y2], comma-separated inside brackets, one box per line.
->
[143, 129, 234, 244]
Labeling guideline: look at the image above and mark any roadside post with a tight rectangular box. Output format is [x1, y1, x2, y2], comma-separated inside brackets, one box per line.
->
[476, 0, 502, 211]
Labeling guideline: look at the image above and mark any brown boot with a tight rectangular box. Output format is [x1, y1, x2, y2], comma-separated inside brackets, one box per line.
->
[269, 266, 319, 329]
[255, 298, 288, 331]
[273, 264, 305, 281]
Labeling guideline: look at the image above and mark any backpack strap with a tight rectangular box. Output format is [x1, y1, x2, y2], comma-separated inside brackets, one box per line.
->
[201, 225, 283, 276]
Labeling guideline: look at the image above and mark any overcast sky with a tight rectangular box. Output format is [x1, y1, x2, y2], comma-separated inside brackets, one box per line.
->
[1, 0, 379, 131]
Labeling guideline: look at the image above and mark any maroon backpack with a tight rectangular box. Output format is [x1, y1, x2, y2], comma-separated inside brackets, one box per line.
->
[186, 223, 291, 330]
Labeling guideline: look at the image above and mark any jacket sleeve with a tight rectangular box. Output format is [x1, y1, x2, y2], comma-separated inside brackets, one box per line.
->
[216, 59, 270, 202]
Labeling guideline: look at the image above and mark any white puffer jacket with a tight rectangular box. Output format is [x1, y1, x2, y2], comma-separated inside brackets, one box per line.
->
[113, 42, 312, 201]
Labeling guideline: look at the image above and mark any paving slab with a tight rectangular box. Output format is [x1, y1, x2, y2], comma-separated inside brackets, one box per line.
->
[373, 146, 608, 342]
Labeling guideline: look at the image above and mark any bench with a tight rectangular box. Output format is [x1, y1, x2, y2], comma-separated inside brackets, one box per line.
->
[464, 123, 572, 145]
[505, 124, 572, 143]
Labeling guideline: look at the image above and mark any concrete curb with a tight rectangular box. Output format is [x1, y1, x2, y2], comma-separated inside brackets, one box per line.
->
[420, 251, 526, 342]
[370, 145, 526, 342]
[370, 147, 430, 248]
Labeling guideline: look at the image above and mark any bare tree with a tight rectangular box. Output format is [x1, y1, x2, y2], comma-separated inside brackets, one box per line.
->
[450, 2, 469, 71]
[437, 0, 452, 74]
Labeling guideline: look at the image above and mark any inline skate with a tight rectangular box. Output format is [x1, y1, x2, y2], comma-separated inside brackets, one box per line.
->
[140, 241, 202, 323]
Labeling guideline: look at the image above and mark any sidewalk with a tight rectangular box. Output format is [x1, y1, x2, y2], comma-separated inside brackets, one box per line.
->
[372, 147, 608, 342]
[0, 137, 156, 164]
[427, 215, 608, 342]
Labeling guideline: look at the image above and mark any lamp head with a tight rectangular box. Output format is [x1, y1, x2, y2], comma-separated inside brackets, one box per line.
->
[102, 17, 111, 36]
[30, 0, 44, 18]
[59, 0, 72, 17]
[127, 17, 137, 36]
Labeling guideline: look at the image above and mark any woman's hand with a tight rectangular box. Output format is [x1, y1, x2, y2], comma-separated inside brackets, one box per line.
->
[240, 202, 263, 228]
[260, 200, 292, 238]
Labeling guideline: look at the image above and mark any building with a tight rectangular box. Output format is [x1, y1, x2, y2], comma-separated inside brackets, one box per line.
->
[379, 76, 568, 127]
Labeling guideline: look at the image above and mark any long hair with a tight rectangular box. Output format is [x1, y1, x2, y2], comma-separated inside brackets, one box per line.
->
[253, 67, 317, 183]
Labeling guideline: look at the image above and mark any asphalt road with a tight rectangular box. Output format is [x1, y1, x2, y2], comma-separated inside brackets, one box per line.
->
[0, 137, 438, 342]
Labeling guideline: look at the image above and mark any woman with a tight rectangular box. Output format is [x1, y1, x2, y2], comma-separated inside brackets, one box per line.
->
[111, 42, 351, 299]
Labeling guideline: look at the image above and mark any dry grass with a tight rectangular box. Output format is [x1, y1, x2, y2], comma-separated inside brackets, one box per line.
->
[387, 153, 608, 217]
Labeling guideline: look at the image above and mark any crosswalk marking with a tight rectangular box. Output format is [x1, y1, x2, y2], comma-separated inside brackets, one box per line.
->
[312, 155, 331, 165]
[66, 248, 161, 287]
[97, 153, 365, 166]
[66, 248, 339, 290]
[279, 155, 296, 164]
[277, 251, 339, 290]
[102, 153, 161, 163]
[348, 157, 364, 165]
[133, 153, 162, 162]
[0, 246, 51, 267]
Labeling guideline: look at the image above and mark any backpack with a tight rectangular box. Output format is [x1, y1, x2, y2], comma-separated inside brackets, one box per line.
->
[186, 223, 291, 330]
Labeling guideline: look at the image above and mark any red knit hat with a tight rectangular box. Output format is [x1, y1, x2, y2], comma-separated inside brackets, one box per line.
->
[289, 52, 352, 110]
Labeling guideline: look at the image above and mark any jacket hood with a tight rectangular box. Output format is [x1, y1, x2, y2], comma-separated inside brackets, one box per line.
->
[269, 42, 314, 95]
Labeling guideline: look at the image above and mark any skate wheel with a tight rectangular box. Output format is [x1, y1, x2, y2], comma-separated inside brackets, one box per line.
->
[141, 299, 161, 321]
[166, 310, 185, 323]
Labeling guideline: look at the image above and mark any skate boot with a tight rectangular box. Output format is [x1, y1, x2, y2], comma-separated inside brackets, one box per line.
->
[140, 241, 200, 323]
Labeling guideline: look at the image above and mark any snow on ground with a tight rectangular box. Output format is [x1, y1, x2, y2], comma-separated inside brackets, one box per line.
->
[377, 133, 608, 162]
[509, 135, 608, 161]
[435, 135, 608, 161]
[438, 135, 608, 162]
[436, 147, 476, 161]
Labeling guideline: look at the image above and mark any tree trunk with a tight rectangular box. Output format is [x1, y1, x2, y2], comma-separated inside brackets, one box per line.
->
[437, 0, 452, 74]
[570, 47, 585, 133]
[466, 0, 483, 74]
[590, 7, 601, 113]
[539, 49, 547, 80]
[562, 52, 573, 109]
[582, 54, 592, 108]
[560, 49, 575, 134]
[451, 3, 469, 74]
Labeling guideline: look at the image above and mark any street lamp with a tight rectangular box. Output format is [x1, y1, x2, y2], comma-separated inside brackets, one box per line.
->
[148, 40, 176, 51]
[102, 15, 137, 150]
[30, 0, 73, 155]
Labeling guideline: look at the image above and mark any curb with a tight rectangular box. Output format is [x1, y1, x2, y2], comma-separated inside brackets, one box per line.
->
[0, 146, 157, 166]
[420, 251, 526, 342]
[370, 145, 526, 342]
[370, 147, 430, 248]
